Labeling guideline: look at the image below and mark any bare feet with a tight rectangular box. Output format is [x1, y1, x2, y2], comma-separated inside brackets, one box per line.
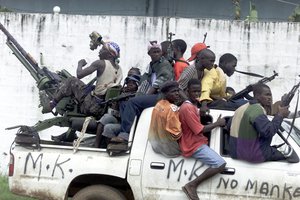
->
[182, 184, 199, 200]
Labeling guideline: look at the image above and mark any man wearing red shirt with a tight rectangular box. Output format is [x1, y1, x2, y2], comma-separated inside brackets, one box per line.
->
[179, 78, 226, 200]
[172, 39, 189, 80]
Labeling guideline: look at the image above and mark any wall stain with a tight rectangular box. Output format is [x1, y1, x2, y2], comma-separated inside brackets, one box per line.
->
[196, 19, 201, 29]
[165, 17, 170, 41]
[20, 14, 26, 33]
[36, 16, 46, 44]
[244, 22, 251, 62]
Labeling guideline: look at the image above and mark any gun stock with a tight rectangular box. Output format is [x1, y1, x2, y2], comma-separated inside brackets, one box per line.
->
[229, 71, 278, 101]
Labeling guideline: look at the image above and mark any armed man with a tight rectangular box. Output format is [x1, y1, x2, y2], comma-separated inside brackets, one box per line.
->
[229, 83, 299, 163]
[44, 31, 123, 118]
[49, 32, 123, 142]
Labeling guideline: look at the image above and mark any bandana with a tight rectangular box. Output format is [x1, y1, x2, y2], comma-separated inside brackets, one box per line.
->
[105, 42, 120, 58]
[147, 41, 162, 52]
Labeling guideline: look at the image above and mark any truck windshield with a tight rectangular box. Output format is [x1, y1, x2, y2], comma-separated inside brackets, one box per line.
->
[281, 120, 300, 147]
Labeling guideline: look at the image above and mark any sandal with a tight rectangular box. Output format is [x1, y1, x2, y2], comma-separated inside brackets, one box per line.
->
[110, 137, 128, 143]
[182, 185, 199, 200]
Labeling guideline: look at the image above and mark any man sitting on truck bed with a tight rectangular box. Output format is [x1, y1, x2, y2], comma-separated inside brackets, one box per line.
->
[148, 81, 182, 157]
[177, 48, 215, 108]
[179, 79, 227, 200]
[229, 83, 299, 163]
[94, 68, 141, 147]
[198, 53, 239, 112]
[110, 41, 174, 143]
[46, 41, 123, 118]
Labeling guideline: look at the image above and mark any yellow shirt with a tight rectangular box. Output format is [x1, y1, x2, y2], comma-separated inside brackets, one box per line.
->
[199, 67, 227, 102]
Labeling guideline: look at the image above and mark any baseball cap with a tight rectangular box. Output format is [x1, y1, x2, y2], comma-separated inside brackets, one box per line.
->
[187, 43, 208, 62]
[125, 74, 141, 85]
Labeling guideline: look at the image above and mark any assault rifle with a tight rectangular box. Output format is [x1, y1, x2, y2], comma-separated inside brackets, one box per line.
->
[166, 32, 175, 63]
[229, 70, 278, 101]
[281, 78, 300, 107]
[0, 23, 76, 116]
[275, 77, 300, 154]
[100, 92, 136, 105]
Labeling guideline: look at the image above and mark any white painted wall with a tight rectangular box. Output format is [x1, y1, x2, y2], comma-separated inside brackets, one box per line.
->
[0, 13, 300, 174]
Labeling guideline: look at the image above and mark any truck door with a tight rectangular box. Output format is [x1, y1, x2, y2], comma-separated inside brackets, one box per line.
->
[137, 110, 217, 200]
[141, 140, 212, 200]
[209, 124, 300, 200]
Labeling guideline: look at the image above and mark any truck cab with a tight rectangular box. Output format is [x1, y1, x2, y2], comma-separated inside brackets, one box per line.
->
[8, 108, 300, 200]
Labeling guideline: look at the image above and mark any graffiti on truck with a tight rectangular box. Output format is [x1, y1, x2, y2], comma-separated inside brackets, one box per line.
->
[23, 152, 71, 180]
[216, 177, 300, 200]
[166, 159, 300, 200]
[167, 158, 205, 182]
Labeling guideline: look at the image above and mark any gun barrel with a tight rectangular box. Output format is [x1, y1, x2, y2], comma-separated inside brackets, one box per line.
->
[0, 23, 41, 73]
[260, 71, 278, 84]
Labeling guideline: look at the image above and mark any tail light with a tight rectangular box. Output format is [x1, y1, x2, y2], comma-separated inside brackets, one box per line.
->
[8, 152, 14, 177]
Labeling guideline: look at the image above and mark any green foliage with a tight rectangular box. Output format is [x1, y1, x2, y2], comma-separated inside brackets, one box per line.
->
[0, 6, 12, 12]
[0, 176, 36, 200]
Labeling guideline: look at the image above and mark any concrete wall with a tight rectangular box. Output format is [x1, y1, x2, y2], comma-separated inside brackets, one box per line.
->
[0, 0, 299, 21]
[0, 12, 300, 174]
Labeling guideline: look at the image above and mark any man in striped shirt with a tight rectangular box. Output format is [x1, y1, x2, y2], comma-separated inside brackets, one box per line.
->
[177, 48, 215, 92]
[229, 83, 299, 163]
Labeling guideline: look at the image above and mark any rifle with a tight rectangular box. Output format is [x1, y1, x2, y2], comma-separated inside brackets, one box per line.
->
[0, 23, 74, 116]
[275, 77, 300, 152]
[100, 93, 136, 105]
[166, 32, 175, 62]
[229, 70, 278, 101]
[281, 78, 300, 106]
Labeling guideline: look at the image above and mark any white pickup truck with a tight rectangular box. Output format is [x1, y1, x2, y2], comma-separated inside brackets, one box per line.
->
[8, 108, 300, 200]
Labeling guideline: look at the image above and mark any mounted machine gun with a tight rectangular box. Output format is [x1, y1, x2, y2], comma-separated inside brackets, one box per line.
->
[0, 22, 76, 117]
[0, 23, 92, 134]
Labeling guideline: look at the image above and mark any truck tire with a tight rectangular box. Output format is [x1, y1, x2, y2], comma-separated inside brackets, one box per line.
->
[72, 184, 126, 200]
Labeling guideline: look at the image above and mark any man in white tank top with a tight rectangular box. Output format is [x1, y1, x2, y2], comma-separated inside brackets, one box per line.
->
[47, 40, 122, 118]
[49, 40, 123, 142]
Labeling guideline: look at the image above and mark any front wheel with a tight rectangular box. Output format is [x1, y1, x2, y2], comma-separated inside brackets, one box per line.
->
[72, 184, 126, 200]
